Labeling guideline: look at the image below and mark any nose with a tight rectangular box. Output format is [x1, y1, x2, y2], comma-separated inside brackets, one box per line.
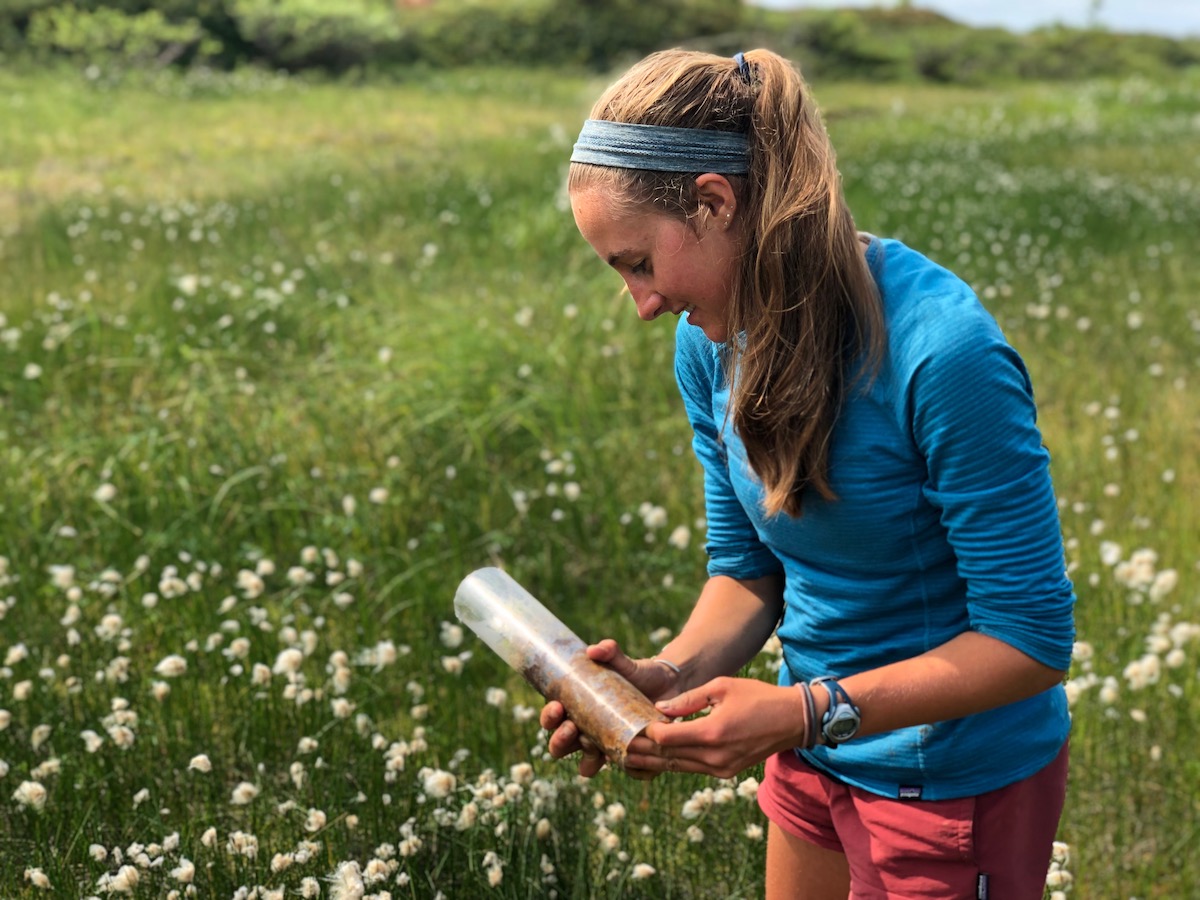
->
[629, 284, 667, 321]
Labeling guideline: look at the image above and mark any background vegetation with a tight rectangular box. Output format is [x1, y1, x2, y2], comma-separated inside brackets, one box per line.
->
[0, 4, 1198, 898]
[1, 0, 1198, 80]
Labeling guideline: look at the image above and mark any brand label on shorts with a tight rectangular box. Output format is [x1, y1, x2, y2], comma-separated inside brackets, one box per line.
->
[898, 785, 922, 800]
[976, 873, 990, 899]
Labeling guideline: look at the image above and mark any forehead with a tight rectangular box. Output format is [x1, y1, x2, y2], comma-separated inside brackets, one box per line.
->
[571, 187, 669, 258]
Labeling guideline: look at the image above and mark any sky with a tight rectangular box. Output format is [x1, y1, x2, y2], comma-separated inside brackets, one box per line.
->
[750, 1, 1200, 38]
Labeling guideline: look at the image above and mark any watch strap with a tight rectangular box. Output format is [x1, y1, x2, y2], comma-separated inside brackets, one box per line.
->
[811, 676, 861, 747]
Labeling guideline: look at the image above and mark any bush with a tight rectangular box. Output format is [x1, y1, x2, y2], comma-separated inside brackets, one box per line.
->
[785, 10, 911, 82]
[912, 28, 1026, 84]
[229, 0, 403, 72]
[400, 0, 744, 70]
[24, 5, 215, 66]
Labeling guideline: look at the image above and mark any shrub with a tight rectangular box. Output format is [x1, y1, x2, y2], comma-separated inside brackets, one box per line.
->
[784, 10, 911, 82]
[24, 5, 215, 66]
[229, 0, 403, 72]
[912, 28, 1025, 84]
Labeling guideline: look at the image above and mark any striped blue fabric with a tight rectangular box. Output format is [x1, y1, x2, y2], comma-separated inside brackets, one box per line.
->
[570, 119, 751, 174]
[673, 237, 1074, 800]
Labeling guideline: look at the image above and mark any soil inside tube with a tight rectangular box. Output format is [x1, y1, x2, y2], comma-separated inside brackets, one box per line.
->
[521, 638, 668, 769]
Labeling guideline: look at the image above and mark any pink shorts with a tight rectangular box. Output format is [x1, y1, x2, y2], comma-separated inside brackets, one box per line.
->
[758, 742, 1069, 899]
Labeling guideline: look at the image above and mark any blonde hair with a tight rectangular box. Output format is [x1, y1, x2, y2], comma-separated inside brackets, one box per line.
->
[569, 48, 885, 518]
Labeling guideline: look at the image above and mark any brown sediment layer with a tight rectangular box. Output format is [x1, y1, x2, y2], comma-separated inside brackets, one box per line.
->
[521, 639, 668, 769]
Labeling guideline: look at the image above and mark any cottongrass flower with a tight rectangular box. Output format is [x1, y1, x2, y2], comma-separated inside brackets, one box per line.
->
[188, 754, 212, 773]
[328, 861, 365, 900]
[439, 622, 463, 649]
[23, 868, 51, 890]
[230, 781, 260, 805]
[96, 864, 139, 894]
[509, 762, 534, 786]
[154, 654, 188, 678]
[227, 830, 258, 858]
[483, 849, 504, 887]
[30, 723, 52, 751]
[745, 823, 764, 840]
[648, 626, 673, 646]
[681, 787, 714, 819]
[668, 524, 691, 549]
[169, 858, 195, 883]
[630, 863, 657, 880]
[736, 776, 760, 800]
[12, 780, 47, 811]
[4, 642, 28, 665]
[420, 767, 457, 799]
[1098, 676, 1120, 704]
[93, 483, 118, 503]
[273, 648, 304, 676]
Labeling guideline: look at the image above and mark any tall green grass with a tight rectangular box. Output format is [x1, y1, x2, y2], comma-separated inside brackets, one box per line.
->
[0, 64, 1197, 897]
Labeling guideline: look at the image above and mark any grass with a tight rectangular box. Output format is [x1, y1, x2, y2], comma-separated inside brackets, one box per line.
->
[0, 62, 1198, 897]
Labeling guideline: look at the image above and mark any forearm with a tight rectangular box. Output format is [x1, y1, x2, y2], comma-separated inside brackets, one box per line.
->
[658, 573, 784, 691]
[834, 631, 1067, 739]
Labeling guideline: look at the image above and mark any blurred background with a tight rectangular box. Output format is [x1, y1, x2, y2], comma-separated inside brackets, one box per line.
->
[0, 0, 1197, 81]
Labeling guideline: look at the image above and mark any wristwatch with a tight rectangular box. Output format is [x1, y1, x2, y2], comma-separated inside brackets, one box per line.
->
[812, 677, 861, 747]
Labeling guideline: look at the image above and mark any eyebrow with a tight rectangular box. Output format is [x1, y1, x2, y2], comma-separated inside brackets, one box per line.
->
[606, 248, 638, 267]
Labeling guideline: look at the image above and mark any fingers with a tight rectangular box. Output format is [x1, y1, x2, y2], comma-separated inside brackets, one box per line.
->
[546, 718, 582, 760]
[653, 679, 724, 720]
[538, 699, 565, 732]
[625, 767, 659, 782]
[579, 744, 606, 778]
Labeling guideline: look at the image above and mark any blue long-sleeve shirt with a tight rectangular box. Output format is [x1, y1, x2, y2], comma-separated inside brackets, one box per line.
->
[674, 236, 1073, 800]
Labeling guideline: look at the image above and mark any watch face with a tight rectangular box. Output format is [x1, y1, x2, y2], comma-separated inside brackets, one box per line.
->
[827, 710, 859, 740]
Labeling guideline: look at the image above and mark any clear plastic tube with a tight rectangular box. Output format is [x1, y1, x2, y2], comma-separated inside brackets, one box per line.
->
[454, 567, 667, 769]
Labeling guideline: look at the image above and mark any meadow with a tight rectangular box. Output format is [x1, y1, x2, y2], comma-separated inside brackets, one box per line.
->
[0, 60, 1197, 898]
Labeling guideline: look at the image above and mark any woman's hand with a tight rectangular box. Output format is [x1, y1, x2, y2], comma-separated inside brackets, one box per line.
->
[538, 638, 683, 778]
[626, 676, 812, 779]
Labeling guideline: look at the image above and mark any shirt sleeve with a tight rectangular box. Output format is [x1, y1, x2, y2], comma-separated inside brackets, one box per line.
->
[908, 309, 1076, 671]
[674, 322, 783, 581]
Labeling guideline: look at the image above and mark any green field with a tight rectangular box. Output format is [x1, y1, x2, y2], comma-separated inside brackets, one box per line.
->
[0, 62, 1197, 897]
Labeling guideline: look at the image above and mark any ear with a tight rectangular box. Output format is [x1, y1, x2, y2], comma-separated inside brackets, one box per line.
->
[693, 173, 738, 228]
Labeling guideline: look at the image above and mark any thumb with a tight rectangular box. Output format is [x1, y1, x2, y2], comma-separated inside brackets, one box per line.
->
[587, 639, 637, 679]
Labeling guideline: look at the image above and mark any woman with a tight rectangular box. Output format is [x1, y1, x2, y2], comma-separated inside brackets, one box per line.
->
[540, 48, 1073, 899]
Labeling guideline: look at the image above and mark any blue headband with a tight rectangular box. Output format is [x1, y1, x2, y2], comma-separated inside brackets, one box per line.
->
[570, 119, 751, 174]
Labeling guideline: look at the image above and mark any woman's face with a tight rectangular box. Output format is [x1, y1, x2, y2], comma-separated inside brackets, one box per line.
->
[570, 183, 740, 343]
